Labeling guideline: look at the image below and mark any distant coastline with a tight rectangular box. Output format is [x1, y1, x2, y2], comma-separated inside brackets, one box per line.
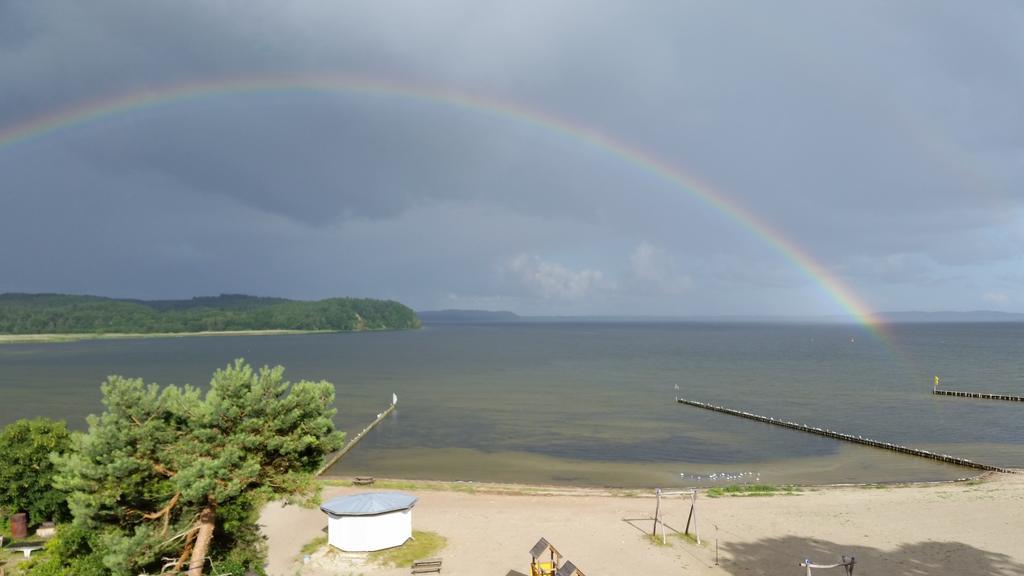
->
[0, 293, 421, 340]
[418, 308, 1024, 324]
[417, 309, 521, 323]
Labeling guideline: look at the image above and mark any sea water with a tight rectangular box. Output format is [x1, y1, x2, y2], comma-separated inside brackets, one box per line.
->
[1, 321, 1021, 487]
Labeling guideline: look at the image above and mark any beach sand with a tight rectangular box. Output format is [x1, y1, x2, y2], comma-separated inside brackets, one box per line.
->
[260, 472, 1024, 576]
[0, 329, 332, 344]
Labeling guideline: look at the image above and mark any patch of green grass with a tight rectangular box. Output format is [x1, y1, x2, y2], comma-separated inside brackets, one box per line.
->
[319, 478, 478, 493]
[677, 532, 701, 545]
[319, 477, 586, 496]
[368, 530, 447, 568]
[299, 535, 328, 556]
[608, 489, 646, 498]
[0, 514, 35, 576]
[1, 549, 32, 576]
[385, 480, 477, 494]
[646, 533, 671, 547]
[706, 484, 801, 498]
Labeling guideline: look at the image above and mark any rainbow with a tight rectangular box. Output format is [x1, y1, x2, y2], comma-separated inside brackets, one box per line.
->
[0, 73, 882, 331]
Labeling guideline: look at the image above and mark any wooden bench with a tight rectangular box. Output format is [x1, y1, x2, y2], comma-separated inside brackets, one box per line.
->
[353, 476, 376, 486]
[7, 541, 45, 558]
[411, 557, 442, 573]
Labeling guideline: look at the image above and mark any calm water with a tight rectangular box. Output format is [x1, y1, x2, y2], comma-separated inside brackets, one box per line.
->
[1, 322, 1022, 487]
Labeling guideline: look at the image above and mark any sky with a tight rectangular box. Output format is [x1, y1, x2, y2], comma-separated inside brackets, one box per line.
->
[1, 1, 1022, 316]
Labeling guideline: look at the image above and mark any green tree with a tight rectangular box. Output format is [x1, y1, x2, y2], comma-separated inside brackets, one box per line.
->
[52, 360, 345, 575]
[0, 293, 420, 334]
[21, 524, 107, 576]
[0, 418, 71, 524]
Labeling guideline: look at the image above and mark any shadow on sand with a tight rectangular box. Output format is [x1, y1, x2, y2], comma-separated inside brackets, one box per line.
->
[717, 536, 1024, 575]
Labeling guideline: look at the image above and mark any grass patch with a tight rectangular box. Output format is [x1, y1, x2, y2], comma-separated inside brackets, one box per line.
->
[318, 478, 478, 493]
[706, 484, 801, 498]
[368, 530, 447, 568]
[608, 489, 647, 498]
[374, 480, 475, 494]
[645, 533, 671, 547]
[677, 532, 700, 545]
[1, 548, 33, 576]
[300, 535, 328, 556]
[0, 514, 34, 576]
[319, 477, 578, 496]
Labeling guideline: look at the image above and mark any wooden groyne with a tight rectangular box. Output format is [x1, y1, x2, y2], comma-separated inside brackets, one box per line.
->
[933, 389, 1024, 402]
[676, 397, 1015, 473]
[317, 397, 397, 476]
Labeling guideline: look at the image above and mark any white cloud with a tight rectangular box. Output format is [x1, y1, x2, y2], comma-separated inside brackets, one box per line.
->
[982, 291, 1009, 304]
[505, 254, 609, 301]
[629, 241, 692, 295]
[840, 252, 939, 284]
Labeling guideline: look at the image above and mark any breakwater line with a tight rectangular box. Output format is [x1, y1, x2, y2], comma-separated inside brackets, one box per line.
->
[317, 395, 397, 476]
[676, 397, 1016, 473]
[933, 389, 1024, 402]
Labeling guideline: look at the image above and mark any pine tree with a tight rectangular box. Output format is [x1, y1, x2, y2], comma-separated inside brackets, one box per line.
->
[53, 360, 345, 575]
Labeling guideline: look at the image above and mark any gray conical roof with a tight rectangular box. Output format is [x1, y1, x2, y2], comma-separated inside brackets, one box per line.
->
[320, 492, 418, 516]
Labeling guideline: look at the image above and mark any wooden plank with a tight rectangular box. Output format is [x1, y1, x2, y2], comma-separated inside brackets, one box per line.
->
[676, 397, 1016, 473]
[933, 389, 1024, 402]
[317, 402, 396, 475]
[411, 558, 443, 574]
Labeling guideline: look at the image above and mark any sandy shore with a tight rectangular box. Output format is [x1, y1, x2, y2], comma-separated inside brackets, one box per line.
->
[260, 472, 1024, 576]
[0, 329, 333, 344]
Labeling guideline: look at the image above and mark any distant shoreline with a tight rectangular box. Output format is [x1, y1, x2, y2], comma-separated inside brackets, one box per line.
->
[0, 329, 337, 344]
[316, 471, 1001, 495]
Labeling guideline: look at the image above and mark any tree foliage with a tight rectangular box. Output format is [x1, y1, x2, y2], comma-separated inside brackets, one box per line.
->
[0, 418, 72, 524]
[47, 360, 345, 575]
[21, 523, 108, 576]
[0, 293, 421, 334]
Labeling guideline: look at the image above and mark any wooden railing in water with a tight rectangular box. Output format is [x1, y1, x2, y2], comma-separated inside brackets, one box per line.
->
[933, 388, 1024, 402]
[317, 397, 396, 476]
[676, 397, 1016, 473]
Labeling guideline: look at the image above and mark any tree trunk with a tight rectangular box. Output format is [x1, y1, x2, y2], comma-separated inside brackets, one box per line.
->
[188, 505, 216, 576]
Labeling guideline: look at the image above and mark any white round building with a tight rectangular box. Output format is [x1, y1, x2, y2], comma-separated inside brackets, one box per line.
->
[319, 492, 419, 552]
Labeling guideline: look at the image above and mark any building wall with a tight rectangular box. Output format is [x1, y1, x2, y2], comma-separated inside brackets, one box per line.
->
[327, 508, 413, 552]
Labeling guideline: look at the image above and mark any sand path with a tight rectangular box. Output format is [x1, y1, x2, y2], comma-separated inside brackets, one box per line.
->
[260, 473, 1024, 575]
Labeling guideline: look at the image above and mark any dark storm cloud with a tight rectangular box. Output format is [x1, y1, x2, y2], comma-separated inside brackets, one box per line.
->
[2, 1, 1022, 314]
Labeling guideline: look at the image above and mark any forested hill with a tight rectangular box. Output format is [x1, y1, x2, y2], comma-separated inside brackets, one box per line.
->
[0, 293, 421, 334]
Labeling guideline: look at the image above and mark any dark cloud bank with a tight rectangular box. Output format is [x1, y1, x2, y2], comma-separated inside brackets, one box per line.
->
[2, 1, 1022, 315]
